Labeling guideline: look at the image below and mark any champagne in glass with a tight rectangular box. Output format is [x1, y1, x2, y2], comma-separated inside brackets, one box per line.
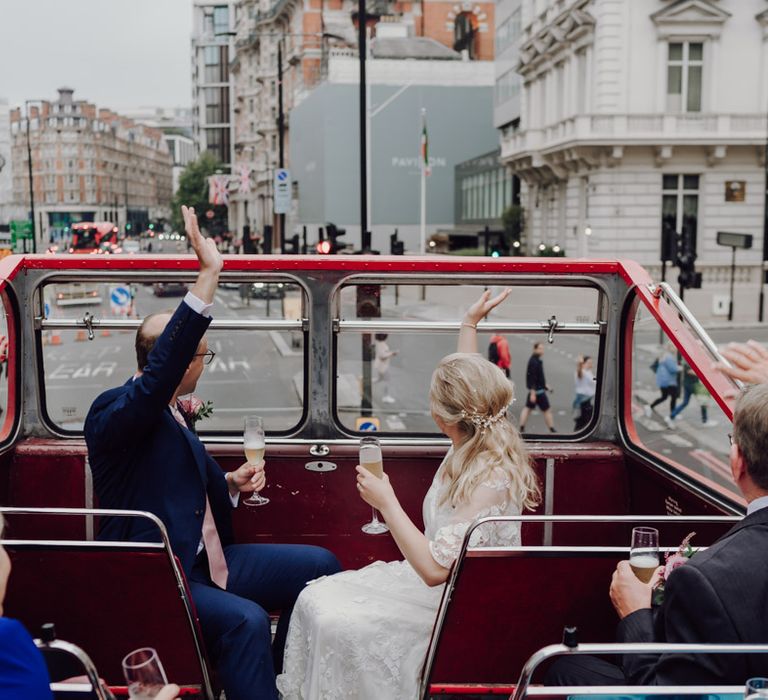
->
[122, 647, 168, 699]
[359, 436, 389, 535]
[243, 416, 269, 507]
[630, 526, 659, 583]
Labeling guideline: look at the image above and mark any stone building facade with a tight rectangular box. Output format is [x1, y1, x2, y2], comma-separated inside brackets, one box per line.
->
[10, 88, 172, 245]
[500, 0, 768, 321]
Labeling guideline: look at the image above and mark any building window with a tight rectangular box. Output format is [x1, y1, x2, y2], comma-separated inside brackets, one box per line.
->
[205, 127, 230, 164]
[667, 42, 702, 112]
[495, 7, 522, 54]
[204, 45, 229, 83]
[495, 69, 521, 107]
[213, 6, 229, 36]
[453, 12, 476, 59]
[205, 87, 230, 124]
[662, 174, 699, 254]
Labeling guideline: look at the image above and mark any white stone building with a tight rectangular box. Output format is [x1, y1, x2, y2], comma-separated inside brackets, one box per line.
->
[502, 0, 768, 321]
[0, 99, 24, 225]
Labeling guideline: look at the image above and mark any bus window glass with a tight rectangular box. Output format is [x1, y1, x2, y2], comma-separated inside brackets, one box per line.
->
[335, 283, 602, 436]
[39, 279, 305, 433]
[627, 302, 737, 500]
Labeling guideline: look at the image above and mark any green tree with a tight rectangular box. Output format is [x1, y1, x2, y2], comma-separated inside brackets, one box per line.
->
[171, 153, 228, 233]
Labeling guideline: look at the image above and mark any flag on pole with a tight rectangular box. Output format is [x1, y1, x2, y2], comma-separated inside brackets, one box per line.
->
[420, 108, 431, 177]
[208, 175, 230, 206]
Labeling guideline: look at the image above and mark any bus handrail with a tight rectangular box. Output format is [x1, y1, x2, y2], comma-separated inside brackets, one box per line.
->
[337, 319, 604, 334]
[0, 507, 215, 700]
[512, 641, 768, 699]
[37, 317, 306, 332]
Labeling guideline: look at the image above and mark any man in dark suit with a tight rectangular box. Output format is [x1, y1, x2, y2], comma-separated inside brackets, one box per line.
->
[85, 206, 340, 700]
[547, 383, 768, 685]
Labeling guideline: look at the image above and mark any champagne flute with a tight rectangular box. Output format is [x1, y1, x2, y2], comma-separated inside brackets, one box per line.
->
[243, 415, 269, 506]
[359, 436, 389, 535]
[630, 526, 659, 583]
[746, 678, 768, 699]
[122, 647, 168, 699]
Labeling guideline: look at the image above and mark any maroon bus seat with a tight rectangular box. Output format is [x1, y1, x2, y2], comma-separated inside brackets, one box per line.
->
[0, 508, 215, 698]
[421, 547, 625, 696]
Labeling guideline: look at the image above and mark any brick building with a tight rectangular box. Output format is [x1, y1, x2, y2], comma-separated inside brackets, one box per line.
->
[10, 88, 173, 246]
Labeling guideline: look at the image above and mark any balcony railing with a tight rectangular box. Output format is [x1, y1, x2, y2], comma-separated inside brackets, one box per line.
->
[502, 112, 767, 160]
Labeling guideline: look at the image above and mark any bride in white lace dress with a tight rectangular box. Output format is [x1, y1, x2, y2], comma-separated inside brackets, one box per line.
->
[276, 290, 540, 700]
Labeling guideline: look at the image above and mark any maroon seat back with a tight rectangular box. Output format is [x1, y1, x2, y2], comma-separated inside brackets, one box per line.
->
[423, 548, 622, 691]
[5, 546, 211, 693]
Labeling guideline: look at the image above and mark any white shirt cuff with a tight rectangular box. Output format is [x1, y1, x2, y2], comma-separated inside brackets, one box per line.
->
[184, 291, 213, 318]
[229, 491, 240, 508]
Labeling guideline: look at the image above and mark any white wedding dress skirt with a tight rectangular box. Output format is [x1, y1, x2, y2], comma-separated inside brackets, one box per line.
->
[277, 456, 521, 700]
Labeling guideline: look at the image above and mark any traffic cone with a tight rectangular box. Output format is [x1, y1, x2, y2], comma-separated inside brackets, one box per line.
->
[50, 331, 62, 346]
[75, 329, 87, 342]
[100, 329, 111, 337]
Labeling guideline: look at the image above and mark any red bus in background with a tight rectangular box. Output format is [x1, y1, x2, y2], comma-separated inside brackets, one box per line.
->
[69, 222, 119, 254]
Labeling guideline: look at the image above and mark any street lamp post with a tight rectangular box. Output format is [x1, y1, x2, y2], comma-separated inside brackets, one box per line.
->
[277, 38, 285, 254]
[24, 100, 40, 254]
[357, 0, 370, 252]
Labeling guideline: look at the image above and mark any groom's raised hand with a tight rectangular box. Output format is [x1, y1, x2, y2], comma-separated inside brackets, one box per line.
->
[184, 205, 223, 304]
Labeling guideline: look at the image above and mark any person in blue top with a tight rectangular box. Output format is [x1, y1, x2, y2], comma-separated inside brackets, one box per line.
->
[644, 343, 680, 424]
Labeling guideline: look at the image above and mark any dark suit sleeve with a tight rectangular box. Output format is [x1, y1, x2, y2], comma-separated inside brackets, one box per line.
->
[619, 564, 739, 684]
[85, 301, 211, 448]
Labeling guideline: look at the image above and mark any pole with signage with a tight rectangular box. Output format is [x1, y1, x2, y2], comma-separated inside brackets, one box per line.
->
[716, 231, 753, 322]
[274, 168, 291, 229]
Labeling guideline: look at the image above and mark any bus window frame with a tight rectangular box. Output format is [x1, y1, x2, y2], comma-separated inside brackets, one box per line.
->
[0, 282, 22, 454]
[619, 285, 743, 512]
[330, 274, 610, 440]
[33, 271, 311, 439]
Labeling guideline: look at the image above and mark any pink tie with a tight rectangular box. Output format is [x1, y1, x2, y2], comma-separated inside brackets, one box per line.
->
[171, 403, 229, 589]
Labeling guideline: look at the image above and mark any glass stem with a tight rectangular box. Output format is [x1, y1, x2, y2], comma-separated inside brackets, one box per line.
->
[371, 506, 379, 523]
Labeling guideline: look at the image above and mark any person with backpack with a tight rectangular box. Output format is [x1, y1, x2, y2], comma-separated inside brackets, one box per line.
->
[488, 334, 511, 378]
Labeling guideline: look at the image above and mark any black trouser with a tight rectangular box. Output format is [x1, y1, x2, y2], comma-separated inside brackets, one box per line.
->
[544, 655, 626, 685]
[650, 385, 677, 412]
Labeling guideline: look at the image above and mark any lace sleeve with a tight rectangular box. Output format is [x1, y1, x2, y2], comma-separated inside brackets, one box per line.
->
[428, 470, 511, 569]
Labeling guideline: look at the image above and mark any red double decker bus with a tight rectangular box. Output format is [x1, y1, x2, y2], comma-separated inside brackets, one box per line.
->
[69, 222, 119, 254]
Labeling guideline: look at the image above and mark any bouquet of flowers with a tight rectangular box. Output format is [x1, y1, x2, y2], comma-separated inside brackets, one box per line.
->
[653, 531, 697, 605]
[178, 395, 214, 425]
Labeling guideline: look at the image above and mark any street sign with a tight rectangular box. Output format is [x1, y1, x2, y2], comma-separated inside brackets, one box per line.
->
[355, 417, 380, 432]
[274, 168, 291, 214]
[110, 285, 132, 315]
[716, 231, 753, 249]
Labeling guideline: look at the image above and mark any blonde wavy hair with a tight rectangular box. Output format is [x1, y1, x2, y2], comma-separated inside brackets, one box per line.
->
[430, 353, 540, 511]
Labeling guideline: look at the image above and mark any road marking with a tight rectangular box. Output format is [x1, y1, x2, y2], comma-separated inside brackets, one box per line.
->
[689, 449, 731, 478]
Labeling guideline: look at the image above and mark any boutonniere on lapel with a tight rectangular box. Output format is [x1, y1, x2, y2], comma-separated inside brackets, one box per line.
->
[178, 395, 214, 426]
[653, 531, 697, 605]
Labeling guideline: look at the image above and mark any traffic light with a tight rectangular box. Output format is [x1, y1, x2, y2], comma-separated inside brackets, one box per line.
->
[316, 240, 331, 255]
[676, 226, 702, 290]
[286, 233, 300, 254]
[356, 284, 381, 318]
[327, 223, 346, 254]
[389, 230, 404, 255]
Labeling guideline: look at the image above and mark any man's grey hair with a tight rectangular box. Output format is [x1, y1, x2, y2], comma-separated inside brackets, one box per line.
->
[733, 383, 768, 490]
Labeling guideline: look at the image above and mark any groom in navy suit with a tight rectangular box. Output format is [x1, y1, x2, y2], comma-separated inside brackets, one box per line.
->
[85, 206, 340, 700]
[547, 383, 768, 685]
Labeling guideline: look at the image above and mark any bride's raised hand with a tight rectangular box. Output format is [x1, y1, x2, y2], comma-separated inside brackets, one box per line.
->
[464, 288, 512, 326]
[355, 465, 397, 512]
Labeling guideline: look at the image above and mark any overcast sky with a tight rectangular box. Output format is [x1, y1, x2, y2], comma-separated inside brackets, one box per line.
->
[0, 0, 193, 112]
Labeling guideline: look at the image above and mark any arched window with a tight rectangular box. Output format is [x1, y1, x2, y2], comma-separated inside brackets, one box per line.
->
[453, 12, 476, 59]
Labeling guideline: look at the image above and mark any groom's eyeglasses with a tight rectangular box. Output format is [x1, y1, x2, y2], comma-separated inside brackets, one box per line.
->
[194, 350, 216, 365]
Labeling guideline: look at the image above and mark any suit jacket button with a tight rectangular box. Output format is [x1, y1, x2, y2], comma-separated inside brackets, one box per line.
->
[195, 509, 203, 517]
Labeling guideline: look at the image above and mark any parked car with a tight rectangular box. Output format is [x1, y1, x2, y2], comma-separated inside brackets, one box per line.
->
[152, 282, 188, 297]
[250, 282, 286, 299]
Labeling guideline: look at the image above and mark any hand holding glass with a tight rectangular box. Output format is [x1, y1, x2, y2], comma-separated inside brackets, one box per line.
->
[243, 416, 269, 506]
[630, 526, 659, 583]
[122, 647, 168, 699]
[359, 436, 389, 535]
